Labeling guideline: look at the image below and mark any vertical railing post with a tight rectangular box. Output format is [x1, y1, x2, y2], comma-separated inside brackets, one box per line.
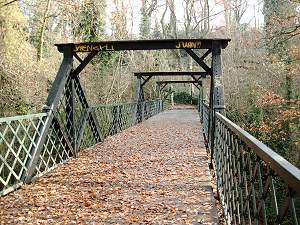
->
[136, 75, 144, 123]
[199, 85, 204, 123]
[198, 93, 200, 113]
[71, 78, 77, 152]
[141, 101, 145, 121]
[118, 104, 123, 131]
[208, 71, 214, 151]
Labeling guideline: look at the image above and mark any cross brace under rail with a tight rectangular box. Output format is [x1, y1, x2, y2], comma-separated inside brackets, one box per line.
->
[135, 71, 206, 87]
[156, 80, 202, 84]
[134, 71, 207, 77]
[157, 80, 202, 91]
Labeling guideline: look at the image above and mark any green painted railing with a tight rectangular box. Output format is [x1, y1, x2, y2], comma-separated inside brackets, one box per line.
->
[199, 101, 300, 224]
[0, 99, 167, 196]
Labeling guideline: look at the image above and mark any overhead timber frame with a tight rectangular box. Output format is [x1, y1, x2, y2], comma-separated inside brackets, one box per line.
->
[134, 71, 205, 99]
[134, 71, 206, 121]
[23, 39, 229, 183]
[157, 80, 202, 92]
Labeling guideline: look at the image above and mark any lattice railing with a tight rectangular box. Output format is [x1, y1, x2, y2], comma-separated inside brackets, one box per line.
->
[199, 100, 209, 138]
[199, 101, 300, 224]
[0, 113, 73, 195]
[93, 102, 138, 138]
[0, 114, 46, 194]
[0, 99, 166, 196]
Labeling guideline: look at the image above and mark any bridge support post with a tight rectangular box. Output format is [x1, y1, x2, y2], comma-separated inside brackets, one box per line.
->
[136, 76, 145, 123]
[157, 83, 162, 112]
[199, 85, 204, 122]
[24, 48, 74, 183]
[23, 48, 105, 183]
[209, 43, 226, 165]
[212, 45, 225, 115]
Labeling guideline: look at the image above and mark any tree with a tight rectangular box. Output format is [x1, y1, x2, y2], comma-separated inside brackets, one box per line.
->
[76, 0, 106, 42]
[139, 0, 158, 39]
[263, 0, 297, 58]
[111, 0, 128, 40]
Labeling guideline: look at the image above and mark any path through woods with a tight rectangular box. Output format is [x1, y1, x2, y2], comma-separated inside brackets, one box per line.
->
[0, 109, 219, 224]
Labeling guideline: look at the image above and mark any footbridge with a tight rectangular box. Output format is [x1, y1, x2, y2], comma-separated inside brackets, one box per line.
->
[0, 39, 299, 224]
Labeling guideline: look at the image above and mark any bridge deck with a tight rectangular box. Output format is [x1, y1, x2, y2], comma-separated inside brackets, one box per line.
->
[0, 109, 219, 224]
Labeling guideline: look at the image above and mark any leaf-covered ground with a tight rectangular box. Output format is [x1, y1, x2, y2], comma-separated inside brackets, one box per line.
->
[0, 109, 219, 224]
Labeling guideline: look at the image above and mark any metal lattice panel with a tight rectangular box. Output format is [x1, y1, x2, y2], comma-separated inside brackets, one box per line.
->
[215, 112, 300, 224]
[200, 101, 209, 137]
[0, 113, 48, 195]
[79, 117, 97, 150]
[199, 101, 300, 224]
[0, 98, 167, 196]
[144, 100, 159, 120]
[34, 121, 73, 177]
[94, 100, 162, 139]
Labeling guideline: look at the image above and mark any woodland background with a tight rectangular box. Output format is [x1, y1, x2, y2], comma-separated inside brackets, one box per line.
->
[0, 0, 299, 167]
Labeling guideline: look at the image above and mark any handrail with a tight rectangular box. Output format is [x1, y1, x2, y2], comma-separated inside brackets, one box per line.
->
[92, 99, 162, 108]
[0, 113, 48, 123]
[199, 99, 300, 224]
[216, 112, 300, 196]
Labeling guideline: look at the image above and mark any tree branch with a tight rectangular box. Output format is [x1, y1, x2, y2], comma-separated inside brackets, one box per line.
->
[1, 0, 19, 8]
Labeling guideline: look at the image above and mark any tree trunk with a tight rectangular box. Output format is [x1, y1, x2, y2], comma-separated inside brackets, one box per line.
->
[37, 0, 51, 61]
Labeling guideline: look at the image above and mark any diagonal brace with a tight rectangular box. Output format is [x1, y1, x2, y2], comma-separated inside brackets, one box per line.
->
[193, 83, 201, 90]
[141, 76, 153, 87]
[73, 75, 103, 142]
[72, 51, 98, 76]
[185, 49, 212, 75]
[160, 83, 168, 92]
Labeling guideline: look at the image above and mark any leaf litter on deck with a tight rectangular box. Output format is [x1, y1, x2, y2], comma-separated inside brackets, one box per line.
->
[0, 109, 219, 225]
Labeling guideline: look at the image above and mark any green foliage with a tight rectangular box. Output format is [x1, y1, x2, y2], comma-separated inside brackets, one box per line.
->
[75, 0, 106, 42]
[140, 9, 151, 39]
[173, 92, 197, 105]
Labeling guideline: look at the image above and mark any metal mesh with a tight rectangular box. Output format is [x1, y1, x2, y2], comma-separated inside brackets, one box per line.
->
[94, 100, 162, 139]
[79, 115, 98, 149]
[55, 77, 85, 144]
[0, 99, 166, 196]
[0, 113, 47, 195]
[144, 100, 160, 120]
[199, 101, 300, 224]
[200, 101, 209, 137]
[214, 113, 300, 224]
[34, 121, 73, 177]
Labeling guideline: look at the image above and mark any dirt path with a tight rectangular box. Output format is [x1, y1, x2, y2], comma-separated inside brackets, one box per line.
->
[0, 109, 219, 224]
